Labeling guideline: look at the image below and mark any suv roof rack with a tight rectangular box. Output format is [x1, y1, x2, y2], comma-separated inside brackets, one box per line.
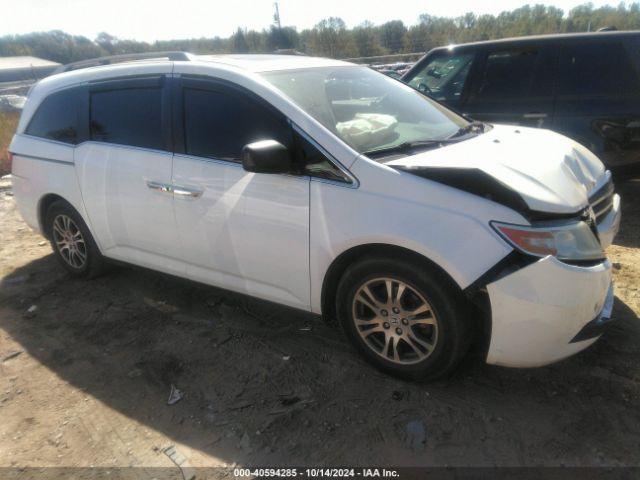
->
[54, 51, 192, 74]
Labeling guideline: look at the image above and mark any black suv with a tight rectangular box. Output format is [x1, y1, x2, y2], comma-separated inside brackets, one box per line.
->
[402, 31, 640, 171]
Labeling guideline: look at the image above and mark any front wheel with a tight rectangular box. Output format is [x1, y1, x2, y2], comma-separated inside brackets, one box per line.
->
[336, 256, 471, 380]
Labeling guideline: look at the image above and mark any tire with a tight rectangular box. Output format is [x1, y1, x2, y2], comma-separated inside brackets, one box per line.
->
[336, 256, 471, 381]
[45, 200, 106, 278]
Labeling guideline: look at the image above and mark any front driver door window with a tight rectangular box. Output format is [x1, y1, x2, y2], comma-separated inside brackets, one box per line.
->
[407, 52, 475, 107]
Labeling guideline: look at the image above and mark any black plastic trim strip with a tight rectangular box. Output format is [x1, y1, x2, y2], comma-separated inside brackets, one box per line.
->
[463, 250, 537, 298]
[570, 314, 615, 343]
[88, 75, 165, 92]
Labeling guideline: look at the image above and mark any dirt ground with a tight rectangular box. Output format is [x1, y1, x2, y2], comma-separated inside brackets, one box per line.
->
[0, 175, 639, 470]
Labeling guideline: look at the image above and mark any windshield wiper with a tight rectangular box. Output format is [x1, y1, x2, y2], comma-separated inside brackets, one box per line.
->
[363, 138, 464, 158]
[447, 121, 487, 139]
[364, 122, 489, 159]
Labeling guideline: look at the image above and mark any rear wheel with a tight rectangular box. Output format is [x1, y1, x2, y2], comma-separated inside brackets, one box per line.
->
[336, 256, 471, 380]
[45, 201, 106, 278]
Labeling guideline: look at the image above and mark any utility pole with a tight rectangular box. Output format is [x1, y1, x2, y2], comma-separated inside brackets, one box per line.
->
[274, 2, 282, 29]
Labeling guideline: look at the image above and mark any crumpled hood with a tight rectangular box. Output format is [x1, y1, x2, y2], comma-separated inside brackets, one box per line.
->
[385, 125, 606, 214]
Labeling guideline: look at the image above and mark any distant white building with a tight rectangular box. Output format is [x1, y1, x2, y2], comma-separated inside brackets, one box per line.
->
[0, 56, 60, 90]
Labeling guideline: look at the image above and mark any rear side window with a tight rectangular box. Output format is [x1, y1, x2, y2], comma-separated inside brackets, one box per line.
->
[476, 49, 540, 98]
[90, 88, 163, 150]
[26, 89, 79, 144]
[183, 87, 291, 161]
[559, 42, 640, 96]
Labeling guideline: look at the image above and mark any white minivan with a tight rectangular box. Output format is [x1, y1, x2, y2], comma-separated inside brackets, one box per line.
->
[9, 53, 621, 379]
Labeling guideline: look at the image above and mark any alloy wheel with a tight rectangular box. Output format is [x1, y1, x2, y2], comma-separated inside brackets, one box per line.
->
[52, 214, 87, 269]
[351, 277, 438, 365]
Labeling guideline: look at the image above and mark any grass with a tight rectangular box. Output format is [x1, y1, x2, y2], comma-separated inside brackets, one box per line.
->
[0, 111, 20, 176]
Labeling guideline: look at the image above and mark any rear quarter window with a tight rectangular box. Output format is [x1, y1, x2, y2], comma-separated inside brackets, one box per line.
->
[558, 41, 640, 96]
[26, 89, 79, 144]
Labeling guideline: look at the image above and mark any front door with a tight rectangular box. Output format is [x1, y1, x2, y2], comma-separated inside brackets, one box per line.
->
[462, 45, 556, 128]
[170, 76, 311, 309]
[74, 73, 184, 276]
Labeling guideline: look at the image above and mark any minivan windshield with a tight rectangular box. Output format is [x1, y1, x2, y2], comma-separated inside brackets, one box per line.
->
[261, 66, 470, 155]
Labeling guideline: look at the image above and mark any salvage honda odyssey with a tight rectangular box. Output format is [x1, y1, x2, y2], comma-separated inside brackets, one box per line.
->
[9, 53, 621, 379]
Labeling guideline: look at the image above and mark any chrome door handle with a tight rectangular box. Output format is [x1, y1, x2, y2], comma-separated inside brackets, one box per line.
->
[146, 180, 172, 194]
[172, 185, 203, 198]
[147, 180, 202, 198]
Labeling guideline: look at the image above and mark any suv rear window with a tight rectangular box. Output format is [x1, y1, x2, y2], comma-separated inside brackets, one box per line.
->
[90, 88, 163, 150]
[26, 89, 79, 144]
[558, 42, 640, 96]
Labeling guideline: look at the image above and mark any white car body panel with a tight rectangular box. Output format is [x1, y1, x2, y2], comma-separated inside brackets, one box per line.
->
[74, 143, 185, 277]
[10, 135, 86, 234]
[486, 256, 612, 367]
[8, 55, 624, 369]
[386, 125, 606, 214]
[172, 154, 311, 310]
[308, 158, 528, 313]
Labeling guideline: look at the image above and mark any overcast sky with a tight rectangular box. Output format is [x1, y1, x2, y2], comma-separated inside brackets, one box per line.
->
[3, 0, 627, 42]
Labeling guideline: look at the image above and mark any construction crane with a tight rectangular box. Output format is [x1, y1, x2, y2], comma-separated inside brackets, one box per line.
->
[273, 2, 282, 29]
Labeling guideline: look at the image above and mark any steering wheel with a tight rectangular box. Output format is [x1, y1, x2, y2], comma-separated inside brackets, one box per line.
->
[417, 83, 434, 95]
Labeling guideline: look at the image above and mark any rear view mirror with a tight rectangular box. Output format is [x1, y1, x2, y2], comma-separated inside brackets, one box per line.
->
[241, 140, 292, 174]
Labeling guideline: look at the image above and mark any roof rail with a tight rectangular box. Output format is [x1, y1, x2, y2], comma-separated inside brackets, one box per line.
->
[54, 51, 192, 74]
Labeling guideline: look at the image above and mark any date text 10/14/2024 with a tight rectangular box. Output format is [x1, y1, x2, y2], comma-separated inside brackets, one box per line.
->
[233, 468, 400, 478]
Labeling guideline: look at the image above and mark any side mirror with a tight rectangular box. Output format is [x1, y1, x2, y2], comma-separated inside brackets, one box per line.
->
[241, 140, 292, 174]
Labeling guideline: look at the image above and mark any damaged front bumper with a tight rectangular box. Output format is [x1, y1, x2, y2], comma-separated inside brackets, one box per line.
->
[486, 256, 613, 368]
[597, 193, 621, 249]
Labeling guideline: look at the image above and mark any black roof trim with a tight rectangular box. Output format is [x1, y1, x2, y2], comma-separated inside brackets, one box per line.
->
[428, 30, 640, 52]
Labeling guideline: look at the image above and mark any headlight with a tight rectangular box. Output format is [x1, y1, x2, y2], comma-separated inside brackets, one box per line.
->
[491, 220, 604, 261]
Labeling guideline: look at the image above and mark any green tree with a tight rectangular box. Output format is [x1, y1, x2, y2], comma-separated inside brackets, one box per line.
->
[379, 20, 407, 53]
[95, 32, 118, 54]
[231, 28, 249, 53]
[3, 3, 640, 63]
[265, 26, 299, 51]
[310, 17, 355, 58]
[353, 21, 385, 57]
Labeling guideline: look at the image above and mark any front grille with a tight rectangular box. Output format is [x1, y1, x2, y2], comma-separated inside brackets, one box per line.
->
[589, 178, 615, 225]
